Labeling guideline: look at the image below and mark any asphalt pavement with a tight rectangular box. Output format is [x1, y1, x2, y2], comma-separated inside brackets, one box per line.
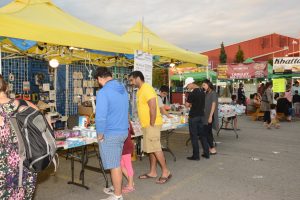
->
[34, 116, 300, 200]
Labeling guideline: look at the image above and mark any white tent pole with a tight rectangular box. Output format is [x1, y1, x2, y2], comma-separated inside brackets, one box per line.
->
[141, 17, 144, 51]
[0, 45, 2, 75]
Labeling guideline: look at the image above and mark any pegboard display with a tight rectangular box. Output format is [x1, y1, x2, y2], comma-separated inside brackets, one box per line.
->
[67, 63, 89, 116]
[1, 53, 29, 94]
[56, 65, 66, 116]
[29, 58, 51, 94]
[1, 52, 133, 116]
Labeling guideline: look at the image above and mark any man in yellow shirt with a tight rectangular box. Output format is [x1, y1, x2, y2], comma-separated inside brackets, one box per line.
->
[129, 71, 172, 184]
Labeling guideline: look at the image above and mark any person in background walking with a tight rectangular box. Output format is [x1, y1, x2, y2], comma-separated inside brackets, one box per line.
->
[237, 83, 246, 105]
[202, 79, 218, 155]
[257, 83, 265, 97]
[268, 104, 280, 129]
[293, 90, 300, 116]
[184, 77, 209, 160]
[260, 82, 273, 126]
[129, 71, 172, 184]
[95, 68, 129, 200]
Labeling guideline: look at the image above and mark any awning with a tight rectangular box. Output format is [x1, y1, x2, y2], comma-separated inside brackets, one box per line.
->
[122, 21, 208, 65]
[0, 0, 131, 54]
[171, 71, 217, 82]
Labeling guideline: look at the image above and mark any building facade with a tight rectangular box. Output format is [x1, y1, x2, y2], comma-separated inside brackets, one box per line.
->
[201, 33, 300, 69]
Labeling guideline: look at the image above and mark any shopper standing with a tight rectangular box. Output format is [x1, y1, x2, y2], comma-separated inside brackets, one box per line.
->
[0, 75, 37, 199]
[95, 68, 129, 200]
[129, 71, 172, 184]
[158, 85, 172, 118]
[237, 83, 246, 105]
[260, 82, 273, 126]
[184, 77, 209, 160]
[202, 79, 218, 155]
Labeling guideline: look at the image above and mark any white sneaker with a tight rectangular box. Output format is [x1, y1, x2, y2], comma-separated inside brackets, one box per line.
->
[103, 186, 114, 195]
[100, 194, 123, 200]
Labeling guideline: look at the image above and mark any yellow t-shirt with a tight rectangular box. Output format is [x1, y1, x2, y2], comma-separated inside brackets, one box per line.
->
[137, 83, 163, 128]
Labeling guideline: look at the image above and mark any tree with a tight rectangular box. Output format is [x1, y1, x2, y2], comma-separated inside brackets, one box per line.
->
[235, 45, 244, 63]
[152, 68, 168, 88]
[219, 42, 227, 64]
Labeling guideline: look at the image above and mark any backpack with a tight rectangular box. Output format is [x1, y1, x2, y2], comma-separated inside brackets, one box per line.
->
[9, 100, 58, 187]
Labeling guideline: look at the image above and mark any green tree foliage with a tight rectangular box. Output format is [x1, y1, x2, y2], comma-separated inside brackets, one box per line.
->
[235, 45, 244, 63]
[152, 68, 168, 88]
[268, 59, 273, 66]
[219, 42, 227, 64]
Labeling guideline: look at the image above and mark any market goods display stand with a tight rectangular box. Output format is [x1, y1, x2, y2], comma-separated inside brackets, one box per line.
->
[55, 130, 108, 190]
[216, 104, 246, 139]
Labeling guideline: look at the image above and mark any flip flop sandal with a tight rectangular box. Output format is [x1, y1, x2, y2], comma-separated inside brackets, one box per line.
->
[138, 173, 157, 179]
[122, 186, 135, 194]
[156, 174, 172, 184]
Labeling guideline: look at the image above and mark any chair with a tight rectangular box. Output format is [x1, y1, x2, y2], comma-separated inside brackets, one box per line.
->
[277, 112, 285, 121]
[251, 108, 264, 121]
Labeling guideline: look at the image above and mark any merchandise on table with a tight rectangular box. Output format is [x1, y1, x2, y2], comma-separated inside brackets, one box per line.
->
[66, 138, 86, 148]
[218, 104, 246, 118]
[54, 128, 97, 149]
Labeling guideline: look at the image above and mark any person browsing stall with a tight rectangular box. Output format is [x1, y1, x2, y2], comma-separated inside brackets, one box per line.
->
[202, 79, 218, 156]
[95, 68, 129, 200]
[129, 71, 172, 184]
[158, 85, 172, 118]
[184, 77, 209, 160]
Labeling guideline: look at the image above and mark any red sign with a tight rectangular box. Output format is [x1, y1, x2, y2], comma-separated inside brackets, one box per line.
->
[218, 62, 267, 79]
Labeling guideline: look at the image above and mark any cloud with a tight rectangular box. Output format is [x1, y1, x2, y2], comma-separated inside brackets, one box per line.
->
[1, 0, 299, 52]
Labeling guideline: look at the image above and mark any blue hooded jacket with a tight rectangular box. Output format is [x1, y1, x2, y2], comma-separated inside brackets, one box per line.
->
[95, 80, 129, 136]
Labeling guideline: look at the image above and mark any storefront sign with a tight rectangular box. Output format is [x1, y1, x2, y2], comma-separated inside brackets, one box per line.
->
[273, 57, 300, 74]
[217, 65, 228, 79]
[272, 78, 286, 93]
[217, 62, 267, 79]
[134, 50, 153, 85]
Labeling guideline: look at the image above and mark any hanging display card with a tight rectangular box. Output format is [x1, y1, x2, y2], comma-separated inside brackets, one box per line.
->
[23, 81, 30, 91]
[134, 50, 153, 85]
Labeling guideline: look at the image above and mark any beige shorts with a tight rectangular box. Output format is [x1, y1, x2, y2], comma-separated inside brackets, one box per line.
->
[142, 125, 162, 153]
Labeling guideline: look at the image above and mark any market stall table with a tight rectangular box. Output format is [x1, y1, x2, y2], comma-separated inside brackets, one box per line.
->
[217, 104, 246, 139]
[55, 129, 108, 190]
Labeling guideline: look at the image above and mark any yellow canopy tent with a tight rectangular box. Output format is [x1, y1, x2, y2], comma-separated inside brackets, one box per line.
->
[0, 0, 131, 54]
[122, 21, 208, 65]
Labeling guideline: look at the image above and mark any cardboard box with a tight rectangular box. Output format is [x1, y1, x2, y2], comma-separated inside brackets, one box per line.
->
[78, 105, 93, 116]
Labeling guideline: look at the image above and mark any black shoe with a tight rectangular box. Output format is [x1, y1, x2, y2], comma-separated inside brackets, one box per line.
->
[187, 156, 200, 161]
[201, 154, 210, 159]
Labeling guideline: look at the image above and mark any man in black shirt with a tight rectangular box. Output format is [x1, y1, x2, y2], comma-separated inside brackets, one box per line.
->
[293, 90, 300, 116]
[237, 83, 246, 105]
[184, 77, 209, 160]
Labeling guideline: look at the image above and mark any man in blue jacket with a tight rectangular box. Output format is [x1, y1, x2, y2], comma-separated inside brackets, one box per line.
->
[95, 68, 128, 200]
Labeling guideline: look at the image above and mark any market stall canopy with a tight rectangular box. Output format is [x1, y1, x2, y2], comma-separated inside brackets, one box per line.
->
[122, 21, 208, 65]
[171, 71, 217, 82]
[0, 0, 131, 54]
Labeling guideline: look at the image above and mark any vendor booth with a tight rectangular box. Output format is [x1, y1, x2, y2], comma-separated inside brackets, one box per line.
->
[0, 0, 209, 191]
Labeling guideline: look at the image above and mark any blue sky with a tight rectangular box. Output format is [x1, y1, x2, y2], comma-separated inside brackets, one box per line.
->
[0, 0, 299, 52]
